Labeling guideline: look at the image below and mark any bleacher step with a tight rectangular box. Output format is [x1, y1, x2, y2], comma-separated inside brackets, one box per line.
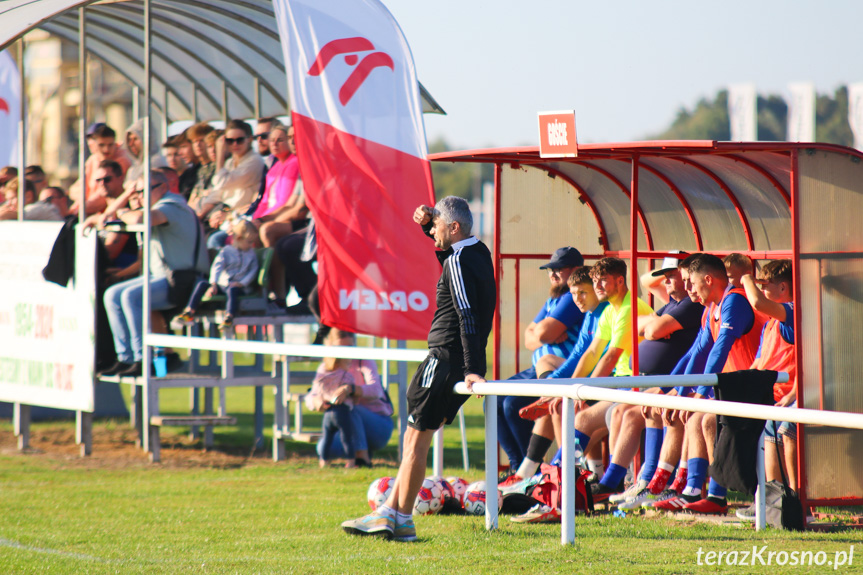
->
[150, 415, 237, 427]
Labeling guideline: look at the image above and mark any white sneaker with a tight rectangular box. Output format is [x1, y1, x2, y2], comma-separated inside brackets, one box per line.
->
[618, 487, 657, 510]
[735, 503, 756, 521]
[609, 479, 647, 505]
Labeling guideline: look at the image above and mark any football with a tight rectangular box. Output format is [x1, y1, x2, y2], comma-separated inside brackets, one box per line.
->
[445, 476, 469, 506]
[413, 477, 444, 515]
[367, 476, 394, 511]
[464, 480, 502, 515]
[431, 476, 455, 503]
[463, 480, 487, 515]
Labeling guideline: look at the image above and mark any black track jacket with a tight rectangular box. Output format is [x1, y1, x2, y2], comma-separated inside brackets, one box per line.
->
[423, 224, 496, 378]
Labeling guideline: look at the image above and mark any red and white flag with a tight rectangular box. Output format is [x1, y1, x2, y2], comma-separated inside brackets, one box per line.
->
[0, 50, 20, 168]
[274, 0, 438, 340]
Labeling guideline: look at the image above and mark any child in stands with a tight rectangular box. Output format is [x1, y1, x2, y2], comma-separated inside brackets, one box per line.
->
[173, 218, 259, 329]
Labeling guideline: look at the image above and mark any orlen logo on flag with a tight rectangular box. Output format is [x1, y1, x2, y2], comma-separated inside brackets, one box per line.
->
[339, 288, 429, 312]
[308, 37, 394, 105]
[538, 110, 578, 158]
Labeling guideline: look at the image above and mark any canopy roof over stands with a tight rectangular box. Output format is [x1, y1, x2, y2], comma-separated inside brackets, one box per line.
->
[0, 0, 445, 122]
[431, 141, 863, 256]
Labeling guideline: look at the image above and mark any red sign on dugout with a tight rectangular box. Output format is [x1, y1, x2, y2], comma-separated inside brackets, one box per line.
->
[538, 110, 578, 158]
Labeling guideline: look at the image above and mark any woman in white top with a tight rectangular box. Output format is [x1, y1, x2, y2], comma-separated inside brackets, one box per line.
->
[199, 119, 265, 249]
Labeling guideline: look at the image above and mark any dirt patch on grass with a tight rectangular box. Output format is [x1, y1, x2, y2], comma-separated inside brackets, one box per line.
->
[0, 422, 320, 470]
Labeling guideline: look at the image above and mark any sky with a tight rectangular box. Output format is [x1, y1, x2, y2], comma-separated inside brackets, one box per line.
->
[384, 0, 863, 150]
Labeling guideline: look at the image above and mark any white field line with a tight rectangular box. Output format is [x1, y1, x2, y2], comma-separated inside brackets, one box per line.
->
[0, 537, 110, 563]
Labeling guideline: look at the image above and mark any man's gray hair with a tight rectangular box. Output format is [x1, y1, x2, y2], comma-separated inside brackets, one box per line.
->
[434, 196, 472, 235]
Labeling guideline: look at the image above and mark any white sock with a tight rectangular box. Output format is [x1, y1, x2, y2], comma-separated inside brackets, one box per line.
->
[377, 505, 396, 518]
[587, 459, 604, 476]
[395, 511, 412, 524]
[681, 486, 701, 497]
[678, 459, 688, 469]
[658, 461, 675, 473]
[516, 457, 541, 479]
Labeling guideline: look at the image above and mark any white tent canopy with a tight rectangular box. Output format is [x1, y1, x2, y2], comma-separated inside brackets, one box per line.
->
[0, 0, 445, 122]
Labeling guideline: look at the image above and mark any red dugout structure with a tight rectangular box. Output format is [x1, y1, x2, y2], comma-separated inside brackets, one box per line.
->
[431, 140, 863, 515]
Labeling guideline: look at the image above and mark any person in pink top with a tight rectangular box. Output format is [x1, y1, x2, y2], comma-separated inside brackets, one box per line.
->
[305, 329, 395, 468]
[252, 124, 299, 221]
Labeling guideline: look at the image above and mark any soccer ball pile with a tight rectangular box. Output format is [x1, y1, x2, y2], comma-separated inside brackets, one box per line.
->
[366, 476, 498, 516]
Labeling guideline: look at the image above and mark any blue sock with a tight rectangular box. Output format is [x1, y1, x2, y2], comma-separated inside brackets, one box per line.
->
[662, 426, 667, 440]
[600, 462, 628, 488]
[707, 478, 727, 499]
[551, 429, 592, 467]
[638, 427, 663, 481]
[685, 457, 709, 492]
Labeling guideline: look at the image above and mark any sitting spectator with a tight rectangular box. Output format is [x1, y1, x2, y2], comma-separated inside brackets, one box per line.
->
[68, 123, 132, 215]
[71, 160, 126, 218]
[253, 117, 278, 169]
[172, 219, 260, 331]
[186, 122, 216, 212]
[24, 165, 48, 196]
[305, 329, 394, 468]
[39, 187, 70, 216]
[198, 120, 265, 248]
[0, 179, 63, 221]
[251, 124, 298, 223]
[123, 119, 168, 195]
[99, 170, 208, 377]
[163, 132, 199, 200]
[0, 166, 16, 187]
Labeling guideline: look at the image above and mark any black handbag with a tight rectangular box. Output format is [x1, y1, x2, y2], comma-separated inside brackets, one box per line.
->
[165, 213, 204, 307]
[764, 426, 805, 531]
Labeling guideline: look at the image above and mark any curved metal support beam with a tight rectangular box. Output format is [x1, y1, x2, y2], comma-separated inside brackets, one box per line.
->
[673, 157, 755, 251]
[109, 3, 284, 110]
[621, 158, 704, 251]
[725, 153, 791, 207]
[97, 5, 257, 117]
[46, 19, 220, 118]
[578, 162, 654, 251]
[541, 165, 611, 252]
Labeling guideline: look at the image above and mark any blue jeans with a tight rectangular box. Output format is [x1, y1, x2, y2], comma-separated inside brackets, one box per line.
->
[317, 405, 394, 460]
[497, 366, 539, 471]
[104, 276, 173, 363]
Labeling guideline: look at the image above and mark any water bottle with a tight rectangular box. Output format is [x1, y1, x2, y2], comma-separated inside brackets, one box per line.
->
[153, 347, 167, 378]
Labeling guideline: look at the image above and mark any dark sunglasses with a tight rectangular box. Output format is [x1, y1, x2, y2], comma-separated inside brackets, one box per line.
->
[95, 176, 114, 183]
[225, 137, 247, 145]
[253, 132, 269, 141]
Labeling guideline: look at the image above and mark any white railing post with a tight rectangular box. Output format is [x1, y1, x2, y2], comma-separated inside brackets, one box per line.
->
[755, 431, 766, 531]
[433, 428, 444, 477]
[561, 397, 575, 545]
[484, 394, 498, 531]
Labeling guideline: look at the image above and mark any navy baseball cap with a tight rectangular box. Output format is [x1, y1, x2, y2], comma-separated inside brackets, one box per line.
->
[539, 247, 584, 270]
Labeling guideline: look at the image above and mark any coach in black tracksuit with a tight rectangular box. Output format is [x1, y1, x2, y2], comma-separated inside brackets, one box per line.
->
[342, 196, 496, 541]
